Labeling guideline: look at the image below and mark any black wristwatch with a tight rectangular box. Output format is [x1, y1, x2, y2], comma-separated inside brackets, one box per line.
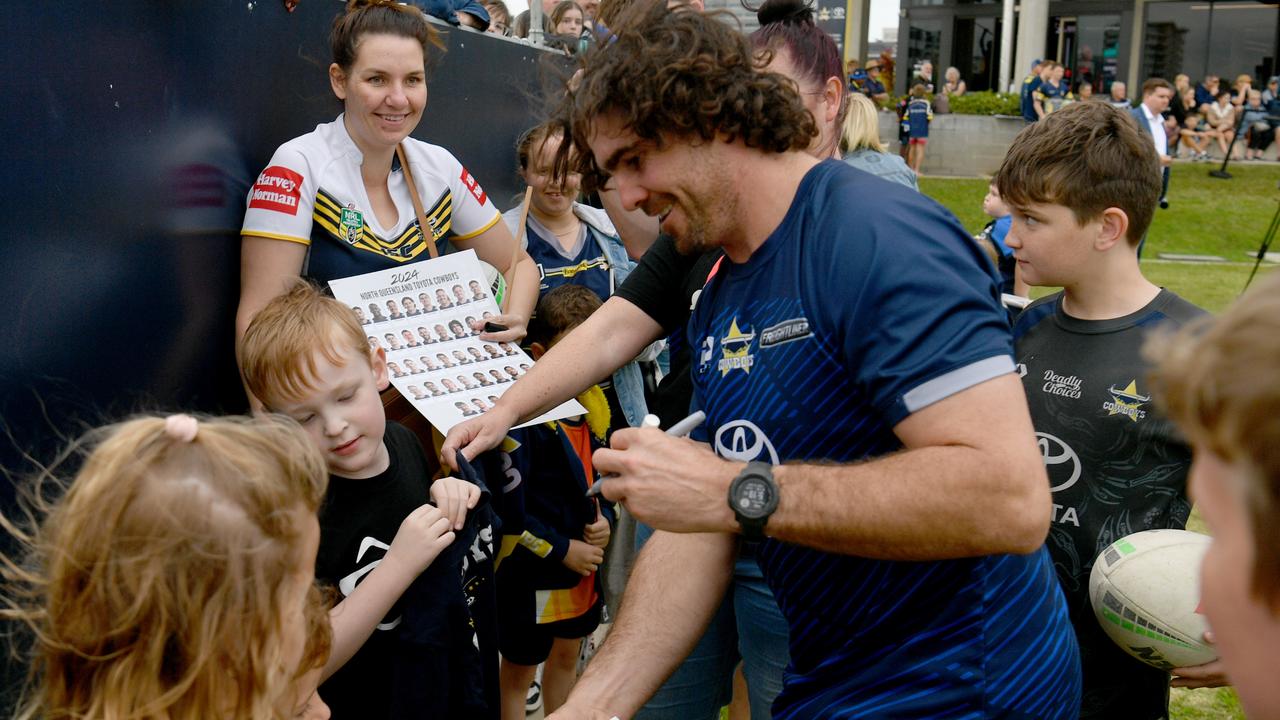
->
[728, 462, 779, 540]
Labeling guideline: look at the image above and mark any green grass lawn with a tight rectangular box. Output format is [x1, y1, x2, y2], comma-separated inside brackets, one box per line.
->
[918, 165, 1280, 719]
[919, 163, 1280, 312]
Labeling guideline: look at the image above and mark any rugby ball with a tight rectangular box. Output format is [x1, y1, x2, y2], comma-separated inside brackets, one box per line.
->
[1088, 529, 1217, 671]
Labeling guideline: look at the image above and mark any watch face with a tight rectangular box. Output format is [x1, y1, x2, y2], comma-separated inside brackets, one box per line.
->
[734, 475, 776, 519]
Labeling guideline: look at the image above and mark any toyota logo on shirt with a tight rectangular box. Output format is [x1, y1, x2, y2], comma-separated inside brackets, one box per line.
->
[1036, 431, 1081, 493]
[714, 420, 780, 465]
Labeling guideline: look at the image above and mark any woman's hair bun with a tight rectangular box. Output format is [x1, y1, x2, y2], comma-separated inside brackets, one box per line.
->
[754, 0, 813, 27]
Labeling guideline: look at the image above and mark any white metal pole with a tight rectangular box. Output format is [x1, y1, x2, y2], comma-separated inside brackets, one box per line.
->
[530, 0, 545, 46]
[1000, 0, 1015, 92]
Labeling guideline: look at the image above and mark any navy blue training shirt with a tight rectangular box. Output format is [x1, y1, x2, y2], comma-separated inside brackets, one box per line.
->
[688, 160, 1081, 719]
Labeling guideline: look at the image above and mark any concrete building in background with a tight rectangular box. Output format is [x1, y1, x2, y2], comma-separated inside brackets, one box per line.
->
[894, 0, 1279, 96]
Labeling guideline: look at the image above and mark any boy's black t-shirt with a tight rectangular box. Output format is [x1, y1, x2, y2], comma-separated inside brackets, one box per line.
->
[613, 233, 722, 427]
[317, 421, 498, 719]
[1014, 289, 1206, 720]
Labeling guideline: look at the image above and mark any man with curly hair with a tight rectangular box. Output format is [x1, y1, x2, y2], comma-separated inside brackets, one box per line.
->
[545, 4, 1082, 719]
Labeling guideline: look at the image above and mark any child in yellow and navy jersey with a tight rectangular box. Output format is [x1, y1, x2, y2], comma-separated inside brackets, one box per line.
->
[494, 284, 616, 720]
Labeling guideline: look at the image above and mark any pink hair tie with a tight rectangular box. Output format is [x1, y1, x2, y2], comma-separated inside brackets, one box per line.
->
[163, 414, 199, 443]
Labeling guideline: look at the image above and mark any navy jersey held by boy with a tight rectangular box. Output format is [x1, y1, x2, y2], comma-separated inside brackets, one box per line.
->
[688, 160, 1081, 719]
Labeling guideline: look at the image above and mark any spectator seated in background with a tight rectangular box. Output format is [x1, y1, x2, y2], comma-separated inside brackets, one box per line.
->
[1179, 87, 1213, 161]
[511, 8, 530, 38]
[911, 59, 934, 93]
[484, 0, 510, 35]
[1076, 82, 1094, 101]
[840, 93, 917, 190]
[941, 66, 966, 97]
[1205, 89, 1240, 160]
[1231, 74, 1254, 109]
[1241, 89, 1275, 160]
[858, 59, 889, 104]
[1195, 75, 1220, 112]
[413, 0, 491, 30]
[1107, 80, 1130, 109]
[1264, 75, 1280, 104]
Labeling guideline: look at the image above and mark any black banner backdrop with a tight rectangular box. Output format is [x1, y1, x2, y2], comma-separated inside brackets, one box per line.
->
[0, 3, 558, 702]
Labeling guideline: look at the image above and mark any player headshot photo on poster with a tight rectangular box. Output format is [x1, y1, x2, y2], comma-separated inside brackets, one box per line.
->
[417, 292, 436, 314]
[435, 287, 454, 310]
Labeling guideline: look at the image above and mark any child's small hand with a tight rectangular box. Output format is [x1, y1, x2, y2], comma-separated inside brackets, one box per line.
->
[583, 506, 610, 548]
[430, 476, 481, 530]
[562, 539, 604, 576]
[384, 504, 455, 578]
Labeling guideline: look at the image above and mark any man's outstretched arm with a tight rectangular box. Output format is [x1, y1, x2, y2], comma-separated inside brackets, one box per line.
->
[548, 530, 737, 719]
[593, 373, 1051, 560]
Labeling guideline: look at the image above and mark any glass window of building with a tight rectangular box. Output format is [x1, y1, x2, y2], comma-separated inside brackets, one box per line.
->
[1142, 1, 1278, 86]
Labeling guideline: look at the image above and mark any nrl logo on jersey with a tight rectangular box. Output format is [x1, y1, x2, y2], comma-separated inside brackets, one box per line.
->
[340, 205, 364, 246]
[1102, 379, 1150, 422]
[718, 319, 755, 376]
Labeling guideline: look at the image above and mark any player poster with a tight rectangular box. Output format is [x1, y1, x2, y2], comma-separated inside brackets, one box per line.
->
[329, 249, 585, 433]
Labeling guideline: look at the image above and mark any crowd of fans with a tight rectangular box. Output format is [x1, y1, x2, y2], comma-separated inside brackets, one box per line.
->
[1013, 61, 1280, 161]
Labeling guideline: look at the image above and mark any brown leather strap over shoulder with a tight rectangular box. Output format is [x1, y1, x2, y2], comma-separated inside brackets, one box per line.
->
[397, 143, 439, 259]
